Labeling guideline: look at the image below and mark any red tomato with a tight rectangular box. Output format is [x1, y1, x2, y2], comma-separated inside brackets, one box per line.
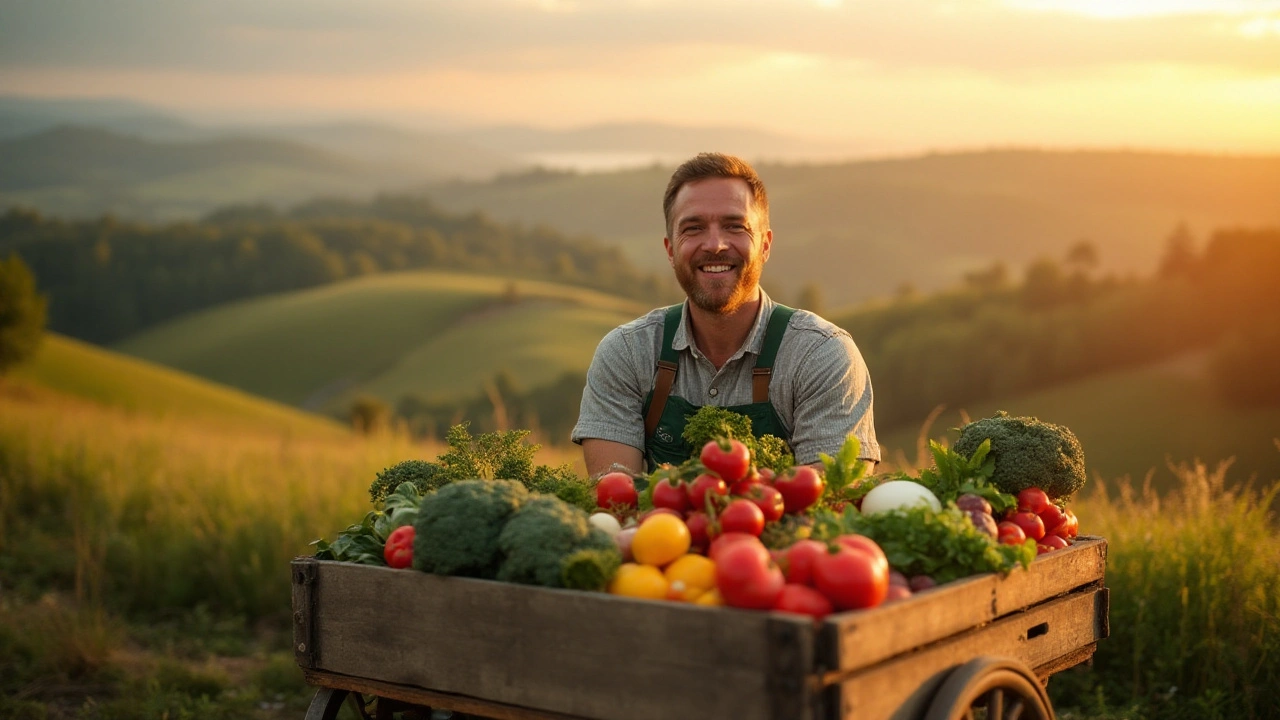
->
[595, 472, 638, 512]
[997, 521, 1027, 546]
[884, 584, 912, 603]
[684, 511, 712, 552]
[1042, 534, 1070, 550]
[773, 584, 834, 619]
[715, 541, 785, 610]
[709, 532, 760, 562]
[700, 439, 751, 483]
[834, 534, 889, 575]
[749, 485, 786, 523]
[813, 546, 888, 611]
[686, 473, 728, 512]
[1036, 543, 1053, 555]
[782, 540, 827, 586]
[773, 466, 825, 514]
[1017, 487, 1052, 514]
[1009, 511, 1046, 541]
[652, 478, 691, 513]
[719, 499, 765, 537]
[1060, 509, 1080, 539]
[757, 467, 777, 484]
[1038, 503, 1066, 536]
[383, 525, 415, 569]
[729, 479, 760, 497]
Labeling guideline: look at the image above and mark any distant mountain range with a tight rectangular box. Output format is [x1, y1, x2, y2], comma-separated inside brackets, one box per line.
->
[3, 95, 1278, 306]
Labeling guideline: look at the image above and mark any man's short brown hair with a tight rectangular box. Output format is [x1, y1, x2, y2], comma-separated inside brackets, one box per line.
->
[663, 153, 769, 237]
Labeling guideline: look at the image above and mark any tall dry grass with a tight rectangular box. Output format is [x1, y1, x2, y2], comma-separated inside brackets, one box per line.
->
[1054, 458, 1280, 719]
[0, 393, 430, 621]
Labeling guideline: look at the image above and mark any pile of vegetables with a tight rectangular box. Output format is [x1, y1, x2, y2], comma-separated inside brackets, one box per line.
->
[313, 423, 619, 591]
[313, 410, 1090, 621]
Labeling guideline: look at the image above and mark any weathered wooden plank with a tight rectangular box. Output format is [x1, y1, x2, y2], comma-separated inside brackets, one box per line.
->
[303, 669, 591, 720]
[829, 587, 1108, 720]
[292, 558, 318, 669]
[306, 560, 817, 720]
[992, 537, 1106, 617]
[822, 537, 1106, 672]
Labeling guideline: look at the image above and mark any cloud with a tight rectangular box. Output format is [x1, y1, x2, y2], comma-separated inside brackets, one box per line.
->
[1, 0, 1276, 77]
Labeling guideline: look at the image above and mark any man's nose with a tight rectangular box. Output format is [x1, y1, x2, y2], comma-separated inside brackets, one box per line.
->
[706, 225, 732, 252]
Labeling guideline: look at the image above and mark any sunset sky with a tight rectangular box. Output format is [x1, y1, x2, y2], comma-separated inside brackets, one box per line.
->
[1, 0, 1278, 155]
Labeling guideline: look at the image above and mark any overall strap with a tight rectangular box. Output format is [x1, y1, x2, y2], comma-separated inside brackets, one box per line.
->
[752, 304, 796, 403]
[644, 304, 684, 440]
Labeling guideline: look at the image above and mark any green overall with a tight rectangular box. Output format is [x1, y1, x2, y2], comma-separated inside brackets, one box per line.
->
[641, 303, 796, 469]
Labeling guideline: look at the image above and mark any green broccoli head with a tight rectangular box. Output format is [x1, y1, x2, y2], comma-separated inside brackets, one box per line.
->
[413, 479, 528, 578]
[496, 496, 617, 588]
[370, 460, 448, 505]
[954, 412, 1086, 500]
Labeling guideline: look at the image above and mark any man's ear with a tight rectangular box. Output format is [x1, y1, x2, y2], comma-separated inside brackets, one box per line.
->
[663, 236, 675, 266]
[761, 229, 773, 263]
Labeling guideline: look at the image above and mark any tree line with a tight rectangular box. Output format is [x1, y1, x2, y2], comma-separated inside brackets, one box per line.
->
[834, 226, 1280, 430]
[379, 226, 1279, 445]
[0, 197, 676, 345]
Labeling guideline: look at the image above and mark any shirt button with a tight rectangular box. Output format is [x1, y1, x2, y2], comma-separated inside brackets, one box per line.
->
[708, 388, 719, 397]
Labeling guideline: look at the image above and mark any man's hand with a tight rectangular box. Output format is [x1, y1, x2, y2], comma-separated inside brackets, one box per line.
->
[582, 438, 644, 480]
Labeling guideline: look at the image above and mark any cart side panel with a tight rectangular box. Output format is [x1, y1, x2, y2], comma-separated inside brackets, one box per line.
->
[296, 559, 816, 720]
[821, 537, 1106, 672]
[829, 586, 1108, 720]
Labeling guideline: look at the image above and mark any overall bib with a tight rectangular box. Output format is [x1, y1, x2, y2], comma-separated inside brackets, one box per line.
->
[641, 303, 796, 469]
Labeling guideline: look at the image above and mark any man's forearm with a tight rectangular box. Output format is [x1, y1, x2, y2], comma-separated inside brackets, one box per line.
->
[582, 438, 644, 479]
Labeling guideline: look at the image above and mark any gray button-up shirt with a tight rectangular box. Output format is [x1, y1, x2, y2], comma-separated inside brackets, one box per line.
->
[572, 291, 880, 465]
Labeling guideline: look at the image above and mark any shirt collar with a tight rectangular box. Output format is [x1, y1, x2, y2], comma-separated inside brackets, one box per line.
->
[672, 289, 775, 362]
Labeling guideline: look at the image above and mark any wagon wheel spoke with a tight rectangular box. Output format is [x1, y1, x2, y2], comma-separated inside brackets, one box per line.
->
[985, 688, 1004, 720]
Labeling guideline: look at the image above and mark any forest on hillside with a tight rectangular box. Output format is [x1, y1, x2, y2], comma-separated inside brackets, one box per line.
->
[390, 226, 1279, 445]
[0, 198, 676, 344]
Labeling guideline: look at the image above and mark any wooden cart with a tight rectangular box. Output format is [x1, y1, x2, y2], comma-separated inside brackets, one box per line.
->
[292, 536, 1108, 720]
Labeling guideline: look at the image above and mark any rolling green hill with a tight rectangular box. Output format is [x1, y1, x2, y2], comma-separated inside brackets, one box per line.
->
[877, 351, 1280, 491]
[427, 150, 1280, 306]
[113, 270, 648, 415]
[7, 333, 349, 439]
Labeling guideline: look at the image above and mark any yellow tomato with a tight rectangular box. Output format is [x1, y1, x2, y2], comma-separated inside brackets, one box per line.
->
[608, 563, 669, 600]
[631, 514, 691, 567]
[663, 554, 717, 602]
[694, 588, 724, 606]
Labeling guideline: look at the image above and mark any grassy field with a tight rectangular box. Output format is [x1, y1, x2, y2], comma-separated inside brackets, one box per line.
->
[114, 270, 647, 413]
[8, 333, 348, 440]
[876, 351, 1280, 493]
[2, 380, 1274, 719]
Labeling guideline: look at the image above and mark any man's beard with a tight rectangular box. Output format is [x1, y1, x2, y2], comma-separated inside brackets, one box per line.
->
[675, 254, 764, 314]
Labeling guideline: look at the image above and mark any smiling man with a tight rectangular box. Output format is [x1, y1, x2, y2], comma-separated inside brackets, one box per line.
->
[572, 152, 880, 477]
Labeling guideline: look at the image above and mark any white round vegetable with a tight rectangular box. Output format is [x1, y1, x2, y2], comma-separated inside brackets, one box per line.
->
[860, 481, 942, 515]
[589, 512, 623, 538]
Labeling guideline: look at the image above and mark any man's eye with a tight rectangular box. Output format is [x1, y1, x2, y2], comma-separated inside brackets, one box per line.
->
[683, 225, 703, 234]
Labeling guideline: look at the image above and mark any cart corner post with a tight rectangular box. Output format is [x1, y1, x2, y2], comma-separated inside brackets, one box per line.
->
[292, 556, 319, 669]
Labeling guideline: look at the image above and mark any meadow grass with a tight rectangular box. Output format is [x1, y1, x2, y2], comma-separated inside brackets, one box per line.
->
[9, 334, 349, 440]
[1050, 456, 1280, 719]
[114, 270, 647, 408]
[2, 385, 1276, 719]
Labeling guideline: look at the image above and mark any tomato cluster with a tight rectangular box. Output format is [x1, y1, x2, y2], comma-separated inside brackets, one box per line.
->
[594, 438, 827, 550]
[993, 487, 1080, 554]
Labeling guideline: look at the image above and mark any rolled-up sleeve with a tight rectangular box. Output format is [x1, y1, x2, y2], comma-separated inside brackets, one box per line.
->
[571, 328, 648, 450]
[788, 333, 880, 465]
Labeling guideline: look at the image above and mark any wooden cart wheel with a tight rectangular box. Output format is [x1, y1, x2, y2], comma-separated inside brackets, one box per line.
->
[923, 657, 1054, 720]
[305, 688, 348, 720]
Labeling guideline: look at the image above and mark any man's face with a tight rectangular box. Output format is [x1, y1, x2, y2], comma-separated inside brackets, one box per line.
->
[664, 177, 772, 315]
